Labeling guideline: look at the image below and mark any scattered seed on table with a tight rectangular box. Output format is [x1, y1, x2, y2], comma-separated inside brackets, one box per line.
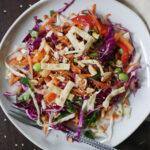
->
[4, 135, 7, 139]
[21, 143, 24, 147]
[15, 144, 18, 147]
[29, 4, 32, 7]
[4, 118, 7, 121]
[33, 149, 36, 150]
[20, 4, 23, 8]
[3, 10, 7, 13]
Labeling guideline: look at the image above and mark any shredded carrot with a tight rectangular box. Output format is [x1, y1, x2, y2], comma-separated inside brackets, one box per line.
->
[75, 112, 79, 125]
[88, 9, 102, 34]
[57, 36, 70, 46]
[79, 74, 91, 78]
[49, 72, 59, 86]
[104, 13, 111, 25]
[44, 76, 51, 83]
[27, 56, 33, 79]
[65, 54, 74, 59]
[71, 63, 81, 74]
[66, 121, 76, 125]
[108, 66, 113, 72]
[93, 80, 109, 87]
[39, 13, 57, 33]
[9, 74, 21, 86]
[97, 104, 103, 108]
[115, 53, 119, 61]
[89, 126, 95, 128]
[113, 113, 119, 120]
[125, 62, 139, 72]
[44, 121, 48, 135]
[33, 73, 41, 80]
[72, 89, 86, 96]
[125, 97, 129, 105]
[71, 13, 77, 16]
[44, 92, 57, 103]
[8, 58, 17, 65]
[8, 57, 29, 66]
[119, 36, 134, 52]
[32, 50, 46, 64]
[114, 30, 124, 42]
[63, 26, 72, 33]
[116, 82, 122, 88]
[102, 86, 110, 93]
[92, 4, 96, 14]
[49, 25, 57, 33]
[17, 86, 22, 93]
[80, 78, 85, 91]
[106, 118, 110, 121]
[103, 124, 107, 132]
[53, 77, 59, 86]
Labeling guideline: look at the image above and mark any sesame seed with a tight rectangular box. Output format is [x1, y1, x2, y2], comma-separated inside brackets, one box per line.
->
[4, 135, 7, 139]
[3, 10, 7, 13]
[4, 118, 7, 121]
[33, 149, 36, 150]
[29, 4, 32, 7]
[20, 5, 23, 8]
[15, 144, 18, 147]
[21, 143, 24, 147]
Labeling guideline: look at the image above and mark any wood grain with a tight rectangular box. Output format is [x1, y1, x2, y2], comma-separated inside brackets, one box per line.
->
[0, 0, 150, 150]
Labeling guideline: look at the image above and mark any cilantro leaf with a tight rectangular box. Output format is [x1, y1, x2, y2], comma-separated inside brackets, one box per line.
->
[20, 77, 30, 85]
[57, 111, 70, 120]
[84, 130, 94, 139]
[84, 111, 101, 127]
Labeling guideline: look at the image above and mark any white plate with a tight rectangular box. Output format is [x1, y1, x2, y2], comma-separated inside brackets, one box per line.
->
[0, 0, 150, 149]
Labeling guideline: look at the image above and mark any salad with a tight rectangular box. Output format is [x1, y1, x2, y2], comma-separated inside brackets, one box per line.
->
[4, 0, 141, 142]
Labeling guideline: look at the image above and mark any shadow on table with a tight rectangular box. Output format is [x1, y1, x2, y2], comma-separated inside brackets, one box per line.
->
[116, 121, 150, 150]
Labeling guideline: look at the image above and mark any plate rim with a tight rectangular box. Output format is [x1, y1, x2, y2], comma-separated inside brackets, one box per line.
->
[0, 0, 150, 149]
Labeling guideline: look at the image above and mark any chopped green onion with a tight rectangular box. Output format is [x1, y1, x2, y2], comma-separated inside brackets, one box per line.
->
[119, 73, 129, 81]
[18, 89, 31, 102]
[114, 68, 122, 74]
[29, 30, 38, 38]
[84, 130, 94, 139]
[49, 10, 55, 17]
[88, 53, 99, 58]
[118, 48, 124, 54]
[89, 29, 99, 34]
[33, 63, 42, 72]
[73, 58, 78, 63]
[57, 111, 70, 120]
[51, 24, 56, 27]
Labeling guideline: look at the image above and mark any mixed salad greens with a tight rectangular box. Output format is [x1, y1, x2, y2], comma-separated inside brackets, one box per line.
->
[4, 0, 141, 142]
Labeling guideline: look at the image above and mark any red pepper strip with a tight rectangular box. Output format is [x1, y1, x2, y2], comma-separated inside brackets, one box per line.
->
[98, 20, 108, 36]
[71, 15, 95, 29]
[117, 42, 129, 64]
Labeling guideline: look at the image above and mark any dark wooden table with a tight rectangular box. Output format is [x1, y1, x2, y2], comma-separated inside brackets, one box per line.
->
[0, 0, 150, 150]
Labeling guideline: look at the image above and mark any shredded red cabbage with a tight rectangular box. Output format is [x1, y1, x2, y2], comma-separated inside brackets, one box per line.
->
[33, 16, 42, 24]
[56, 0, 75, 14]
[14, 100, 37, 120]
[22, 16, 42, 43]
[74, 109, 83, 138]
[35, 93, 43, 101]
[51, 33, 59, 45]
[44, 106, 65, 113]
[26, 38, 42, 54]
[3, 91, 17, 96]
[97, 24, 116, 61]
